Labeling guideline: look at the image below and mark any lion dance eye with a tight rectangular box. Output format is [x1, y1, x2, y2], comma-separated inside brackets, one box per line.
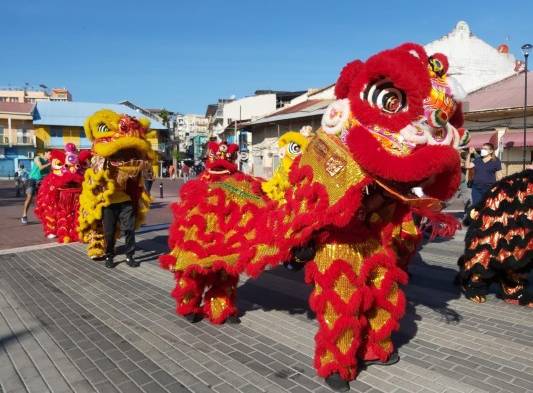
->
[362, 78, 407, 114]
[97, 122, 109, 133]
[287, 142, 301, 156]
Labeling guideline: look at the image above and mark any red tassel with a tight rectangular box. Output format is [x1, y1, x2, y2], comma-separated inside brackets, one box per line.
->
[413, 207, 460, 240]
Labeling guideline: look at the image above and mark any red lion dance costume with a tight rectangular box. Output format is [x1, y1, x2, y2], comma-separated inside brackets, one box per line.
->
[161, 44, 465, 391]
[35, 143, 91, 243]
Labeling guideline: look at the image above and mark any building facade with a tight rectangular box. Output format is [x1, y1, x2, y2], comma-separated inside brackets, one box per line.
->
[0, 103, 37, 177]
[0, 87, 72, 103]
[32, 101, 168, 175]
[463, 72, 533, 174]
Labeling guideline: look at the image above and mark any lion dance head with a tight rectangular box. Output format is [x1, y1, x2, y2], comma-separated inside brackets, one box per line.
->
[322, 43, 465, 202]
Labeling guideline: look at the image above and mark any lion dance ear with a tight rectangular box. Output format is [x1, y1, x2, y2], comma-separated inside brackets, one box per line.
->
[78, 150, 92, 163]
[335, 59, 364, 99]
[396, 42, 429, 65]
[139, 117, 151, 130]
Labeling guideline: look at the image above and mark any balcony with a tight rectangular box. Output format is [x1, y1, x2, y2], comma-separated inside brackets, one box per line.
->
[16, 135, 36, 145]
[0, 130, 36, 146]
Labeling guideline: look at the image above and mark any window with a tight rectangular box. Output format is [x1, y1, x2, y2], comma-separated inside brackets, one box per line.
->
[49, 126, 63, 147]
[17, 129, 29, 144]
[0, 127, 6, 144]
[50, 126, 63, 137]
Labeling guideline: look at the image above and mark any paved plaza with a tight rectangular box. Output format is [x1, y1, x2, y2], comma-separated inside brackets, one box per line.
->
[0, 182, 532, 393]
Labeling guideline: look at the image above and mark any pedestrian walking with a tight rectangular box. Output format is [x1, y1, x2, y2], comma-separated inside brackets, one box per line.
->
[464, 143, 502, 207]
[169, 164, 176, 179]
[21, 151, 51, 224]
[182, 163, 190, 180]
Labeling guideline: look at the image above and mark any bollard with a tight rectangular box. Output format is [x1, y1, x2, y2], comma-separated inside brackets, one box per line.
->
[159, 182, 164, 198]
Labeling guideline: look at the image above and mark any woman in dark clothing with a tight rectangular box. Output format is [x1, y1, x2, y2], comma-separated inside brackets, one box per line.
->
[464, 143, 502, 206]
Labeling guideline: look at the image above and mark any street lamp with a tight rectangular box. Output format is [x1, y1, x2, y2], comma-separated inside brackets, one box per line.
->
[521, 43, 532, 170]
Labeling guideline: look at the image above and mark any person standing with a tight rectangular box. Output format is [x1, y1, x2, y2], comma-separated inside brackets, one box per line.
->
[169, 164, 176, 179]
[182, 163, 190, 180]
[21, 151, 51, 224]
[15, 164, 29, 197]
[465, 143, 502, 206]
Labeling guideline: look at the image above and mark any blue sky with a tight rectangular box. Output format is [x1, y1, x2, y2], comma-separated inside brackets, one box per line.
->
[3, 0, 532, 114]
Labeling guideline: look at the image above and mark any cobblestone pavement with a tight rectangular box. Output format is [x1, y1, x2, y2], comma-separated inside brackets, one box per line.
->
[0, 226, 532, 393]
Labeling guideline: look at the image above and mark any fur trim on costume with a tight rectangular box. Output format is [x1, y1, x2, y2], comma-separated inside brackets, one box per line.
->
[78, 109, 155, 257]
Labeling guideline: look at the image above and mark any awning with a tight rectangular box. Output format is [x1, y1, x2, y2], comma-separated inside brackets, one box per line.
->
[467, 131, 498, 148]
[502, 129, 533, 148]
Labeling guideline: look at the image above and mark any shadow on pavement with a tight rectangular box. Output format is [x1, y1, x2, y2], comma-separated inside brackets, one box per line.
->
[236, 248, 462, 352]
[0, 330, 32, 347]
[237, 267, 315, 320]
[394, 251, 462, 350]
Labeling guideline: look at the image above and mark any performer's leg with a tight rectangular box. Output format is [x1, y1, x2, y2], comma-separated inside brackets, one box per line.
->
[172, 270, 207, 318]
[203, 271, 239, 324]
[306, 244, 365, 385]
[458, 257, 490, 304]
[363, 261, 406, 363]
[118, 202, 138, 266]
[500, 271, 533, 307]
[86, 222, 106, 259]
[103, 204, 119, 257]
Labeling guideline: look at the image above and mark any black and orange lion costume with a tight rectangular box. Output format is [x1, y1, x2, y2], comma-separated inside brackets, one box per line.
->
[161, 43, 465, 390]
[35, 144, 91, 243]
[458, 169, 532, 307]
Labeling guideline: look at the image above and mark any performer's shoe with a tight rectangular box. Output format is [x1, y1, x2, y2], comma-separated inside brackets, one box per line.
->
[226, 315, 241, 324]
[126, 255, 140, 268]
[364, 351, 400, 366]
[91, 255, 106, 261]
[47, 233, 57, 239]
[325, 373, 349, 392]
[184, 313, 202, 323]
[104, 256, 115, 269]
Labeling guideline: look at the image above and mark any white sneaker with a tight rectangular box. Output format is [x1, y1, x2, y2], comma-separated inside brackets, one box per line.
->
[47, 233, 57, 239]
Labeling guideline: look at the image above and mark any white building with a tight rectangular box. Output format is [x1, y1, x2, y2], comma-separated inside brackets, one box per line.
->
[0, 87, 72, 103]
[424, 21, 521, 94]
[222, 94, 277, 128]
[176, 114, 209, 152]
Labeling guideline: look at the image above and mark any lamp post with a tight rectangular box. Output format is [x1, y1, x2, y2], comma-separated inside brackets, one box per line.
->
[521, 44, 532, 170]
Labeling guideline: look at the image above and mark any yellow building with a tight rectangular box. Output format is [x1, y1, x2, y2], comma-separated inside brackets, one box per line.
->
[0, 102, 38, 176]
[33, 101, 169, 174]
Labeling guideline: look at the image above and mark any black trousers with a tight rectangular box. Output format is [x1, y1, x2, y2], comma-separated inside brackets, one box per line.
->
[103, 201, 135, 257]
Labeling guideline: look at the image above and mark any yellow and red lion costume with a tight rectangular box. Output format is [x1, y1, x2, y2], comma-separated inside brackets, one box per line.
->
[161, 43, 465, 390]
[35, 144, 91, 243]
[77, 110, 155, 258]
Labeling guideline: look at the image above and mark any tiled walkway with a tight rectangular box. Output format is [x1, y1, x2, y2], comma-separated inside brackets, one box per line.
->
[0, 229, 532, 393]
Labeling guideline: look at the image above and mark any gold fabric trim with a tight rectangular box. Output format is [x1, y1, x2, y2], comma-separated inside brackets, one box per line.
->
[368, 308, 391, 332]
[336, 329, 354, 355]
[334, 274, 355, 303]
[299, 131, 366, 205]
[323, 302, 339, 329]
[314, 240, 381, 275]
